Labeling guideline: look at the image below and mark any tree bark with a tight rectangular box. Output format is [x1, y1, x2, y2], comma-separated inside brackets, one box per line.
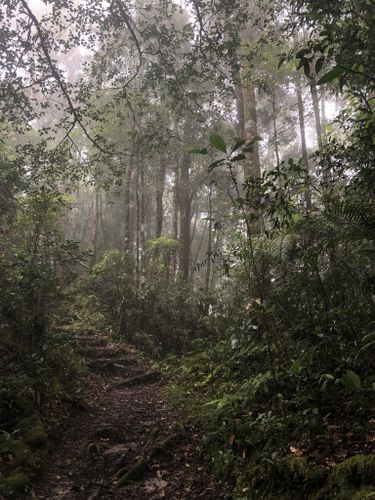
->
[205, 182, 213, 294]
[179, 152, 191, 282]
[310, 80, 323, 149]
[119, 158, 135, 339]
[271, 86, 281, 169]
[90, 187, 100, 269]
[237, 23, 262, 234]
[155, 155, 166, 238]
[295, 73, 312, 211]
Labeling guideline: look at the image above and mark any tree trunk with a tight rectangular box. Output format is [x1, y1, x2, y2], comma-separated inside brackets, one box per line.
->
[205, 182, 213, 294]
[119, 159, 135, 339]
[155, 155, 166, 238]
[271, 86, 281, 169]
[310, 80, 323, 149]
[140, 159, 146, 279]
[90, 187, 100, 269]
[135, 158, 141, 289]
[172, 159, 180, 276]
[295, 73, 312, 211]
[179, 152, 191, 282]
[237, 23, 262, 234]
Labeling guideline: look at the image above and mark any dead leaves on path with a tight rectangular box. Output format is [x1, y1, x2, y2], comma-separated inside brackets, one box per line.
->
[144, 472, 168, 498]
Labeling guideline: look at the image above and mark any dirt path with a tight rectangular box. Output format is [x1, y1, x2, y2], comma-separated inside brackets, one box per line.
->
[28, 333, 226, 499]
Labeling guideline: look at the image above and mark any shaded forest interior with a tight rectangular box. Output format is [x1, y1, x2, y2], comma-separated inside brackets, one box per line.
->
[0, 0, 375, 498]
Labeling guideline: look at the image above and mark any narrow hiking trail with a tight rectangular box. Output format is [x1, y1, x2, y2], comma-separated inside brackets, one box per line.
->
[26, 332, 225, 499]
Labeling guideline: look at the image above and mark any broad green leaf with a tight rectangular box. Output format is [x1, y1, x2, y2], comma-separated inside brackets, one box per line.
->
[346, 370, 361, 388]
[341, 369, 361, 393]
[303, 60, 310, 78]
[317, 66, 345, 85]
[209, 134, 227, 153]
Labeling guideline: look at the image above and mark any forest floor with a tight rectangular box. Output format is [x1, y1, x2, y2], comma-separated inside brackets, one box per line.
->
[26, 332, 226, 499]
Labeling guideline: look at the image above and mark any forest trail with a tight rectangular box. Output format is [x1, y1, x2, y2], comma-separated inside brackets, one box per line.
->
[27, 333, 225, 499]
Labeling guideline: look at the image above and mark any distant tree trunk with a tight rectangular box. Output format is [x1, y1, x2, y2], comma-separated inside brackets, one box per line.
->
[234, 80, 245, 138]
[98, 190, 108, 246]
[172, 159, 180, 276]
[271, 86, 281, 169]
[320, 86, 327, 143]
[140, 159, 146, 278]
[295, 73, 312, 211]
[179, 151, 191, 282]
[310, 80, 323, 149]
[119, 158, 135, 339]
[90, 187, 100, 268]
[135, 158, 141, 289]
[237, 23, 262, 234]
[192, 218, 207, 274]
[190, 210, 198, 246]
[155, 155, 166, 238]
[205, 182, 213, 294]
[319, 86, 330, 184]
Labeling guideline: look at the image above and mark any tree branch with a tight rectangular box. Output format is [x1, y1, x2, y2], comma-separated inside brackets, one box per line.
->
[112, 0, 143, 88]
[19, 0, 106, 154]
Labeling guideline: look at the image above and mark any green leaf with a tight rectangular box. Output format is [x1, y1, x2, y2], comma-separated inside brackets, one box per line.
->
[208, 158, 225, 172]
[209, 134, 227, 153]
[317, 66, 345, 85]
[231, 153, 246, 163]
[346, 370, 361, 388]
[359, 339, 375, 353]
[229, 137, 245, 154]
[341, 369, 361, 393]
[242, 135, 261, 152]
[361, 332, 375, 344]
[302, 59, 310, 78]
[315, 57, 325, 75]
[188, 147, 208, 155]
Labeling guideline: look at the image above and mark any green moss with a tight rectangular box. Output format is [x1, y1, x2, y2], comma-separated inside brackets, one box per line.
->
[0, 432, 40, 470]
[352, 486, 375, 499]
[18, 416, 49, 451]
[317, 455, 375, 499]
[51, 376, 64, 395]
[266, 456, 328, 496]
[3, 471, 30, 494]
[9, 439, 40, 469]
[332, 454, 375, 490]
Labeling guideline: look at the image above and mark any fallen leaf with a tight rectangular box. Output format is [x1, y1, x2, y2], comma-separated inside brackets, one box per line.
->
[144, 477, 168, 496]
[290, 446, 304, 456]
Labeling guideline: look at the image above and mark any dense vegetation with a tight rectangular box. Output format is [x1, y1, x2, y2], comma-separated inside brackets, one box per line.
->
[0, 0, 374, 497]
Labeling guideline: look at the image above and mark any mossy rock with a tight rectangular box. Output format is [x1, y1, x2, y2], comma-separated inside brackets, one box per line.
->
[51, 376, 64, 395]
[18, 416, 49, 452]
[332, 454, 375, 490]
[0, 433, 40, 470]
[3, 471, 30, 495]
[274, 457, 328, 493]
[319, 454, 375, 499]
[9, 439, 40, 469]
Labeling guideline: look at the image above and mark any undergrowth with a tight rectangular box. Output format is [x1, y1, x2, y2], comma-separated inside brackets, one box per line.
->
[0, 325, 86, 496]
